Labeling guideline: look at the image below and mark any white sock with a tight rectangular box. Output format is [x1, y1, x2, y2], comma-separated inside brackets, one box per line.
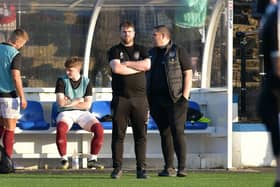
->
[88, 155, 98, 161]
[61, 155, 68, 161]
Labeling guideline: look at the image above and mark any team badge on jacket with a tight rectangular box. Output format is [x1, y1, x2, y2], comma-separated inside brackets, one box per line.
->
[133, 51, 140, 60]
[120, 51, 124, 62]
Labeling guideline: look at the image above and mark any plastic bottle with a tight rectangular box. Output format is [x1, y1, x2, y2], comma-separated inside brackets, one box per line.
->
[95, 71, 103, 87]
[72, 149, 79, 170]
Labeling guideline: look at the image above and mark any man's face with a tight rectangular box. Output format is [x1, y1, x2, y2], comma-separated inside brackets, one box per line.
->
[152, 30, 163, 47]
[66, 66, 80, 79]
[120, 26, 135, 45]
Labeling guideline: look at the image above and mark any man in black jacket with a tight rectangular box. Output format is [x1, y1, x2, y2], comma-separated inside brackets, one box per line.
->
[147, 25, 192, 177]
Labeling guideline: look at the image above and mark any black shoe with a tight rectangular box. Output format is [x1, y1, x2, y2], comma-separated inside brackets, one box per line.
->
[87, 160, 104, 170]
[60, 159, 69, 170]
[111, 168, 122, 179]
[275, 181, 280, 187]
[136, 169, 149, 179]
[177, 170, 187, 177]
[158, 168, 176, 177]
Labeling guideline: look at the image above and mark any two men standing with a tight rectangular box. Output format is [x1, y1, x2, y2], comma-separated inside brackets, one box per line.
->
[108, 22, 192, 178]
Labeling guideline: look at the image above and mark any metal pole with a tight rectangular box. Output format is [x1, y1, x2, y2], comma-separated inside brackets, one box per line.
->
[83, 0, 103, 77]
[201, 0, 225, 88]
[227, 0, 233, 169]
[236, 32, 247, 119]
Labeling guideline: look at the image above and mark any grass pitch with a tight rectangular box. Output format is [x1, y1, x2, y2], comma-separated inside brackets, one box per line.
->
[0, 170, 275, 187]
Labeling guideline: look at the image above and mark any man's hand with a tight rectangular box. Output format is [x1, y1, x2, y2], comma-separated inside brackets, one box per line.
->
[64, 97, 84, 107]
[20, 97, 27, 109]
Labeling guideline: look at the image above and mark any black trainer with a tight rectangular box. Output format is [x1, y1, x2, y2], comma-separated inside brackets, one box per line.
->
[60, 159, 69, 170]
[275, 181, 280, 187]
[177, 170, 187, 177]
[111, 168, 122, 179]
[87, 160, 104, 170]
[158, 168, 177, 177]
[136, 169, 149, 179]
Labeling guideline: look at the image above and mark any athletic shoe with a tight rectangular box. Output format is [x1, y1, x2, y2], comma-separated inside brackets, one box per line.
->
[87, 160, 104, 170]
[60, 159, 69, 170]
[158, 168, 177, 177]
[111, 168, 122, 179]
[136, 169, 149, 179]
[275, 181, 280, 187]
[177, 170, 187, 177]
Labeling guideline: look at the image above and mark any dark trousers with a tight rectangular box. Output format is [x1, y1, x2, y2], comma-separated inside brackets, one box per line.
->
[149, 96, 188, 170]
[259, 76, 280, 156]
[111, 96, 148, 170]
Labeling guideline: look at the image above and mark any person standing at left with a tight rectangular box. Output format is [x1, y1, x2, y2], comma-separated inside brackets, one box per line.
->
[0, 28, 29, 161]
[108, 21, 151, 179]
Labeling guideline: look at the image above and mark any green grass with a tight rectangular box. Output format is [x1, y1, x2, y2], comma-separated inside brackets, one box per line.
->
[0, 171, 275, 187]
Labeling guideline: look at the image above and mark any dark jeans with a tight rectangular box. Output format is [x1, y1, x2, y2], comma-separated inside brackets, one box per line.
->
[149, 95, 188, 170]
[258, 76, 280, 156]
[111, 96, 148, 170]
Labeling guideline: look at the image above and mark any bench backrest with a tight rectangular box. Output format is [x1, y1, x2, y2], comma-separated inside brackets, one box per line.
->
[17, 100, 49, 130]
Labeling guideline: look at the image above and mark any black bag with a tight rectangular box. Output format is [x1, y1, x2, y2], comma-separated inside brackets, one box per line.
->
[187, 107, 203, 121]
[0, 145, 14, 173]
[99, 114, 112, 122]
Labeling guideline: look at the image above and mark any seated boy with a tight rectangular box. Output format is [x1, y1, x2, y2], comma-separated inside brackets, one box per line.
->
[55, 56, 104, 169]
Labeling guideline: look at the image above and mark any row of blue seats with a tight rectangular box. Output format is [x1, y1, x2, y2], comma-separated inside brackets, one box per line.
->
[17, 100, 208, 131]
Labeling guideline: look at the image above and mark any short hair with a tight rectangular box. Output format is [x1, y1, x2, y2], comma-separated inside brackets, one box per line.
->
[153, 25, 171, 39]
[64, 56, 83, 68]
[119, 21, 135, 30]
[9, 28, 29, 43]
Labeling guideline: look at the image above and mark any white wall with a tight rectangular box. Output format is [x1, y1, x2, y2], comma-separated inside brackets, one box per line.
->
[233, 131, 275, 167]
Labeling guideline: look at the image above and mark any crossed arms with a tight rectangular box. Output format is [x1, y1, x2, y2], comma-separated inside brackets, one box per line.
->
[109, 58, 151, 75]
[56, 93, 92, 110]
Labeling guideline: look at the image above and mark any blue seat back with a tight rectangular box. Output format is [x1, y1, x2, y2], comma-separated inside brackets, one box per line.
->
[90, 101, 112, 129]
[17, 100, 49, 130]
[188, 100, 200, 111]
[147, 117, 158, 130]
[51, 102, 58, 127]
[90, 101, 111, 119]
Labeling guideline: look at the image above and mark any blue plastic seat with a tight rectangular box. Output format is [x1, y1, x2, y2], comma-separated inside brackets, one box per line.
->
[90, 101, 111, 119]
[185, 121, 208, 129]
[147, 117, 158, 130]
[90, 101, 112, 129]
[188, 100, 200, 111]
[51, 102, 81, 130]
[17, 100, 50, 130]
[51, 102, 58, 127]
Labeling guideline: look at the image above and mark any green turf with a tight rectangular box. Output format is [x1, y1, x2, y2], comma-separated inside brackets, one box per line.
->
[0, 171, 275, 187]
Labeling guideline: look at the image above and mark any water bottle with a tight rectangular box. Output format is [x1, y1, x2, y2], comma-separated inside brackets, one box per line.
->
[72, 150, 79, 170]
[95, 71, 103, 87]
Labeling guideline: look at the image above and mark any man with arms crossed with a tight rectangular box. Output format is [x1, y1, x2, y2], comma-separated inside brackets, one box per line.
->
[108, 21, 151, 179]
